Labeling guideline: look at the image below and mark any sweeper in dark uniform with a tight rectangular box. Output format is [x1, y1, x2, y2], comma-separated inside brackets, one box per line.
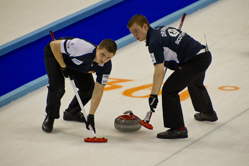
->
[127, 14, 218, 139]
[42, 37, 117, 133]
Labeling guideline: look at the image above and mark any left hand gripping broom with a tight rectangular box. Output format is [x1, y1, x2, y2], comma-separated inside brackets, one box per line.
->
[69, 78, 108, 143]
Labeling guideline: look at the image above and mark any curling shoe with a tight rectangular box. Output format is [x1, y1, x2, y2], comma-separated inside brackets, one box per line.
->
[42, 115, 54, 133]
[157, 128, 188, 139]
[194, 111, 218, 122]
[63, 110, 86, 122]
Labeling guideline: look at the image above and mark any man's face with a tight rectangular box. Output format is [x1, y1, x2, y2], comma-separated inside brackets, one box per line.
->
[129, 23, 148, 41]
[95, 47, 114, 65]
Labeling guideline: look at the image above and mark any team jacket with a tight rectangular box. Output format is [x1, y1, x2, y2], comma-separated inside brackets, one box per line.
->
[59, 37, 111, 85]
[146, 26, 204, 70]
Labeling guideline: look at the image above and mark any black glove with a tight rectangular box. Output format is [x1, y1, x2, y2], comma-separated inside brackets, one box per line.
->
[61, 66, 72, 79]
[148, 94, 158, 112]
[86, 114, 95, 133]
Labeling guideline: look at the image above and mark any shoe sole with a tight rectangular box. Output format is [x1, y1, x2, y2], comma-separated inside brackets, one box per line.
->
[157, 135, 188, 139]
[63, 114, 85, 122]
[42, 126, 52, 133]
[63, 117, 85, 122]
[194, 116, 218, 122]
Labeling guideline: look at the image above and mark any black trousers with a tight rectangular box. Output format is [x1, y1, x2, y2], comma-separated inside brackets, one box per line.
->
[44, 44, 94, 119]
[162, 51, 214, 129]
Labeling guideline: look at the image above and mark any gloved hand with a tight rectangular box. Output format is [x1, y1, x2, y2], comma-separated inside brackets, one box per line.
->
[148, 94, 158, 112]
[86, 114, 96, 133]
[61, 66, 72, 79]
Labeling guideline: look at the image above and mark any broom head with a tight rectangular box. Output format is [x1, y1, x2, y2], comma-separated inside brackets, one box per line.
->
[139, 120, 153, 130]
[84, 137, 108, 143]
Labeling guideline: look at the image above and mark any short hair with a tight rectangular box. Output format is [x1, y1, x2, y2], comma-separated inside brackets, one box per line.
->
[127, 14, 150, 29]
[99, 39, 117, 55]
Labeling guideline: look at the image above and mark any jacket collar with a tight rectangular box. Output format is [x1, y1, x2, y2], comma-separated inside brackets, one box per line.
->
[145, 27, 152, 46]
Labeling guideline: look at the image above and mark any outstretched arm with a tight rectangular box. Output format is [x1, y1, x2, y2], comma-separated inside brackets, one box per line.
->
[89, 82, 105, 115]
[151, 63, 165, 95]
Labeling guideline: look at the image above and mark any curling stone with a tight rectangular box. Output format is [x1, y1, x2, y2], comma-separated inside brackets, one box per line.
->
[114, 110, 141, 132]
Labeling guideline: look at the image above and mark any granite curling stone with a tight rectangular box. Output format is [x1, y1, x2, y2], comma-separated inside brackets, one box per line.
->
[114, 110, 141, 132]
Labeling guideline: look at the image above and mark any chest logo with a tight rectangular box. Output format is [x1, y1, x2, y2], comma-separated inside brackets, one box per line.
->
[72, 58, 83, 65]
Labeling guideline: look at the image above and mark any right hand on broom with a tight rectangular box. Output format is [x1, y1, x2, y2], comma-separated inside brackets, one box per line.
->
[61, 66, 73, 79]
[86, 114, 96, 133]
[148, 94, 158, 112]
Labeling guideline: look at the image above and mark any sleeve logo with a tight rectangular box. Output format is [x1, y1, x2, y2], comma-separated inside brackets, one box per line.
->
[102, 74, 110, 85]
[150, 53, 156, 64]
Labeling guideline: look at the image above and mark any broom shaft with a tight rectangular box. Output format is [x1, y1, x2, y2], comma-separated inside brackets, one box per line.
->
[69, 78, 96, 137]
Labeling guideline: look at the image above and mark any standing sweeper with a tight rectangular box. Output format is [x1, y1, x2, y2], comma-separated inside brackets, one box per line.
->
[127, 14, 218, 139]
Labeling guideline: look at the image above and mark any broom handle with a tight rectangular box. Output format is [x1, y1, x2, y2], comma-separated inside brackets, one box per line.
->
[69, 78, 96, 137]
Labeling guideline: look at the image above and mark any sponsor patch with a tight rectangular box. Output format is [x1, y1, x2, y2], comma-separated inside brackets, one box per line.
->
[72, 58, 83, 65]
[150, 53, 156, 64]
[101, 74, 109, 85]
